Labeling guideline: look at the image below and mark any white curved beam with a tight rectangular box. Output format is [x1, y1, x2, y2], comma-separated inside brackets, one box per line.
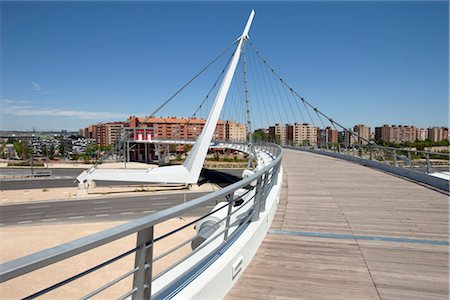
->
[77, 10, 256, 185]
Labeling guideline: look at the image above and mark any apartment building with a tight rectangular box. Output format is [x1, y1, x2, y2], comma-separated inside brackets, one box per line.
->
[226, 121, 247, 142]
[353, 124, 370, 145]
[125, 116, 227, 160]
[342, 131, 358, 147]
[127, 116, 225, 141]
[269, 124, 287, 144]
[374, 125, 417, 143]
[395, 125, 416, 142]
[416, 128, 428, 141]
[82, 122, 128, 147]
[318, 126, 338, 147]
[106, 122, 128, 145]
[428, 127, 449, 142]
[291, 123, 318, 146]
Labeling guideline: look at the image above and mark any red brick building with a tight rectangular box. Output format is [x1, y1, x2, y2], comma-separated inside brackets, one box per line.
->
[83, 116, 232, 162]
[127, 116, 225, 141]
[82, 122, 128, 147]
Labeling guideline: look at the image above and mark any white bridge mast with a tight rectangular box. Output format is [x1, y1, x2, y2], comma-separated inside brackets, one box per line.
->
[77, 10, 255, 185]
[183, 9, 255, 182]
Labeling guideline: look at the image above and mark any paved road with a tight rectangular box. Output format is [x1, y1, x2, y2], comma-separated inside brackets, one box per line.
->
[0, 168, 82, 178]
[0, 168, 243, 190]
[0, 168, 242, 226]
[0, 192, 224, 226]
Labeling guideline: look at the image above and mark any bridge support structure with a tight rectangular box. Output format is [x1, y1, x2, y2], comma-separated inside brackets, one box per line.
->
[76, 10, 256, 189]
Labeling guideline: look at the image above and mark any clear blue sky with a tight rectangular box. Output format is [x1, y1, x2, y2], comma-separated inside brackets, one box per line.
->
[1, 1, 448, 131]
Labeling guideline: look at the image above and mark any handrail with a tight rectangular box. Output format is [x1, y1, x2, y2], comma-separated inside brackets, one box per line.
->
[285, 145, 448, 192]
[0, 144, 283, 289]
[352, 144, 449, 157]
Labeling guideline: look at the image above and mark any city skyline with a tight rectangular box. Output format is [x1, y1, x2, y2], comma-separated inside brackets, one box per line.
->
[1, 115, 448, 135]
[1, 1, 448, 131]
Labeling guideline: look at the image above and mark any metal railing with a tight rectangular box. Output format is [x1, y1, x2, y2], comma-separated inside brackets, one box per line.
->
[0, 144, 282, 299]
[318, 143, 449, 175]
[284, 142, 449, 175]
[284, 143, 449, 192]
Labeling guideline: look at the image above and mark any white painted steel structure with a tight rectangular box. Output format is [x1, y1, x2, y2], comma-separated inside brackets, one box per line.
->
[76, 10, 255, 186]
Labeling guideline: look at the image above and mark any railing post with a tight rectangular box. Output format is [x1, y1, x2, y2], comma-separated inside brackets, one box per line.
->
[132, 227, 154, 300]
[126, 140, 130, 164]
[272, 163, 280, 186]
[426, 153, 431, 174]
[251, 177, 263, 222]
[223, 193, 234, 241]
[260, 171, 270, 213]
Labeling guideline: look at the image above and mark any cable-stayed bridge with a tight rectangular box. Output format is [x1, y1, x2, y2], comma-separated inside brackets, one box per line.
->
[1, 10, 448, 300]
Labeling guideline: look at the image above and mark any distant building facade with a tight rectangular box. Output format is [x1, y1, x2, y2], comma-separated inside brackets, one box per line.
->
[428, 127, 441, 142]
[318, 126, 338, 147]
[106, 122, 128, 145]
[269, 124, 287, 144]
[128, 116, 225, 141]
[428, 127, 449, 142]
[291, 123, 318, 146]
[343, 131, 358, 147]
[81, 122, 128, 147]
[374, 125, 417, 143]
[416, 128, 428, 141]
[353, 124, 370, 145]
[226, 121, 247, 142]
[82, 116, 248, 162]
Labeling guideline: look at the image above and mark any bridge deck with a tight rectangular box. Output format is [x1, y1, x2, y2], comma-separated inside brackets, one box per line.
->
[227, 149, 449, 300]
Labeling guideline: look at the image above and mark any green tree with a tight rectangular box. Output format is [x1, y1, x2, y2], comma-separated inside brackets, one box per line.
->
[103, 144, 113, 152]
[13, 141, 31, 160]
[13, 141, 23, 158]
[169, 144, 177, 153]
[253, 130, 268, 143]
[183, 144, 191, 154]
[42, 144, 48, 159]
[49, 145, 55, 160]
[85, 144, 98, 158]
[80, 153, 91, 164]
[59, 142, 66, 157]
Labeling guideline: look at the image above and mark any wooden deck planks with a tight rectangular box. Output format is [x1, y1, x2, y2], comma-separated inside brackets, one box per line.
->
[227, 149, 449, 300]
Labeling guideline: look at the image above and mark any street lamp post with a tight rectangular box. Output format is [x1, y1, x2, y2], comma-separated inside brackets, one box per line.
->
[30, 142, 34, 176]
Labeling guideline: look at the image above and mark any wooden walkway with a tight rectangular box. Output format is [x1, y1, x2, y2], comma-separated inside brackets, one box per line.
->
[227, 149, 449, 300]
